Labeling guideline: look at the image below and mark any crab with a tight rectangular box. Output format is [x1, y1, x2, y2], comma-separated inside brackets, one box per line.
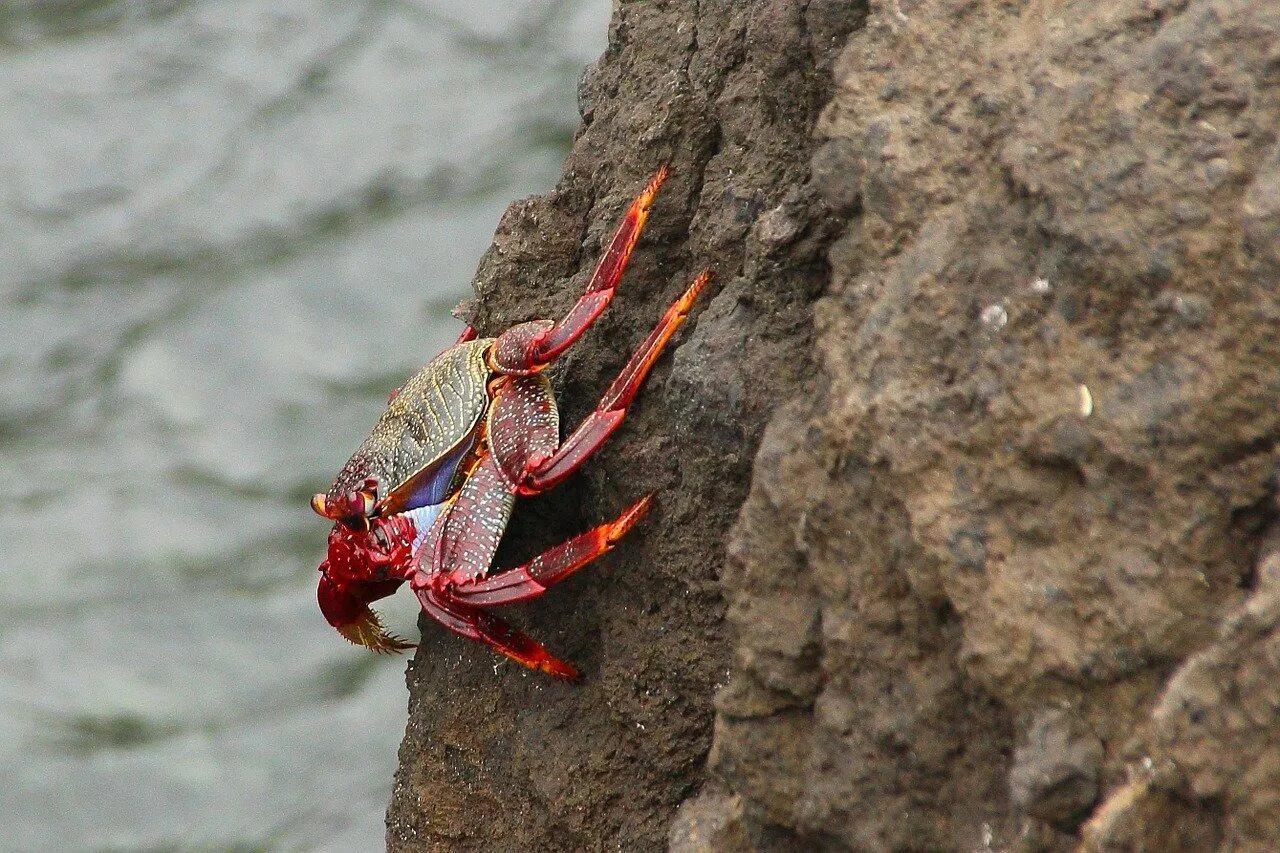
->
[310, 166, 708, 678]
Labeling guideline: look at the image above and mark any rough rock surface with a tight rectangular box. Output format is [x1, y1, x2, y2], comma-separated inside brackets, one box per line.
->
[685, 0, 1280, 849]
[392, 0, 1280, 849]
[386, 1, 860, 849]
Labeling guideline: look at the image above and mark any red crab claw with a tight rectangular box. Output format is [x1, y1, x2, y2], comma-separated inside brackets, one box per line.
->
[317, 571, 414, 654]
[316, 518, 418, 653]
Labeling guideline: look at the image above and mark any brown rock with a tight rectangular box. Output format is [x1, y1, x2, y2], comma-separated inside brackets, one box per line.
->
[390, 0, 1280, 849]
[1010, 709, 1103, 831]
[386, 1, 859, 849]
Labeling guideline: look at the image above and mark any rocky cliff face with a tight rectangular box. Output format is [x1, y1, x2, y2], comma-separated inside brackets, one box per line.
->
[386, 1, 859, 849]
[390, 0, 1280, 849]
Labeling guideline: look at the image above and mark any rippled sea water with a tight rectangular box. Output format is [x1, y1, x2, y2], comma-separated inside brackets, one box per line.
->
[0, 1, 607, 848]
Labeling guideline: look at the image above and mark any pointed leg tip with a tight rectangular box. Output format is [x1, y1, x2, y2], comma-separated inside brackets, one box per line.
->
[497, 640, 581, 680]
[630, 492, 657, 520]
[542, 658, 583, 680]
[608, 493, 656, 543]
[665, 269, 712, 319]
[641, 165, 671, 204]
[688, 269, 713, 299]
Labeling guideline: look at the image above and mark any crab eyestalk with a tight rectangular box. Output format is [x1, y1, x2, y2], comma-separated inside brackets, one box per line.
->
[311, 478, 378, 524]
[317, 572, 413, 654]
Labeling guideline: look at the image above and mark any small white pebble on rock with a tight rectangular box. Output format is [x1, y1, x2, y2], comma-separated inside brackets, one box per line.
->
[980, 302, 1008, 330]
[1032, 277, 1051, 294]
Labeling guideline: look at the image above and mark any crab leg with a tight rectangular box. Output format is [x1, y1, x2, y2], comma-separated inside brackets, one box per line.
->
[405, 450, 581, 676]
[420, 453, 516, 585]
[516, 270, 709, 494]
[408, 455, 651, 676]
[451, 494, 652, 606]
[489, 167, 669, 374]
[413, 584, 580, 679]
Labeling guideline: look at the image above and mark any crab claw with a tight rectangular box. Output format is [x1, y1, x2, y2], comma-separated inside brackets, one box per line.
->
[317, 572, 414, 654]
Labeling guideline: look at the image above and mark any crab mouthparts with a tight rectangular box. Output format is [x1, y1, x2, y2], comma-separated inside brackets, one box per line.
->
[317, 573, 414, 654]
[336, 608, 416, 654]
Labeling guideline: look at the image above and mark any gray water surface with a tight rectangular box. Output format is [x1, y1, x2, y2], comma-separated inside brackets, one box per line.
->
[0, 1, 607, 848]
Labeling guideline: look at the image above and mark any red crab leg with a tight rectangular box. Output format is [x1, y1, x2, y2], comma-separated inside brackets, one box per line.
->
[413, 583, 580, 679]
[422, 452, 516, 584]
[519, 269, 709, 494]
[489, 167, 669, 374]
[451, 493, 652, 606]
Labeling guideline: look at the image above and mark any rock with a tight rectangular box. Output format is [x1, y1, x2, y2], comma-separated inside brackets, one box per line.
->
[699, 0, 1280, 848]
[1152, 290, 1210, 328]
[386, 1, 859, 849]
[1243, 146, 1280, 272]
[810, 137, 863, 215]
[1010, 709, 1104, 831]
[390, 0, 1280, 849]
[668, 788, 753, 853]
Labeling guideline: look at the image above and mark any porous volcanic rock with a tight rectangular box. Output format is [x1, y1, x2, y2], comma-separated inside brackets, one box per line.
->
[686, 0, 1280, 849]
[391, 0, 1280, 849]
[386, 1, 860, 849]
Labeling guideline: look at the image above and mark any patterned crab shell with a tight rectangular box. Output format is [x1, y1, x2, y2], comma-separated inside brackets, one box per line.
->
[324, 337, 496, 520]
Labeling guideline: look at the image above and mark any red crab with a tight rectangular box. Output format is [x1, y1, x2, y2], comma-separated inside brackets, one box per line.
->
[310, 167, 708, 678]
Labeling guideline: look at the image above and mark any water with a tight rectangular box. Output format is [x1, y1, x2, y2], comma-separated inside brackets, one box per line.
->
[0, 1, 608, 848]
